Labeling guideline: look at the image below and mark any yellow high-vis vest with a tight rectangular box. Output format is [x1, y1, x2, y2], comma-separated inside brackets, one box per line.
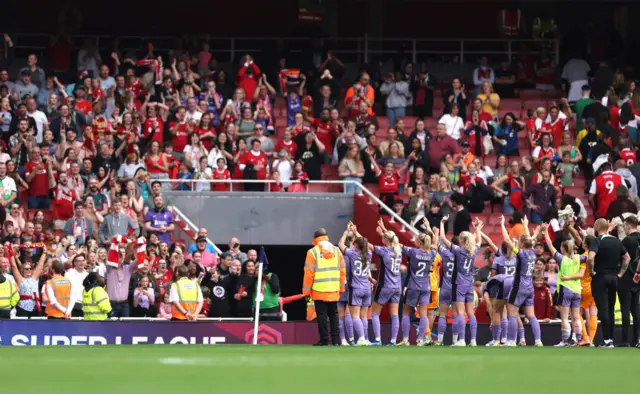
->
[83, 286, 112, 321]
[310, 246, 341, 293]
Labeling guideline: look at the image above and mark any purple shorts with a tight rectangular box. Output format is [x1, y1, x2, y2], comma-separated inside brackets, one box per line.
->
[374, 287, 401, 305]
[349, 288, 372, 307]
[404, 289, 430, 308]
[556, 286, 581, 308]
[484, 280, 500, 299]
[508, 285, 534, 307]
[338, 289, 349, 305]
[499, 277, 514, 300]
[439, 286, 452, 305]
[453, 284, 475, 303]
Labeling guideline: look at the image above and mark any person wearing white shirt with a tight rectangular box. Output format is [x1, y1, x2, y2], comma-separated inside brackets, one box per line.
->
[77, 41, 102, 77]
[561, 56, 591, 102]
[26, 98, 48, 143]
[0, 162, 17, 208]
[185, 97, 203, 123]
[439, 103, 465, 140]
[64, 254, 89, 317]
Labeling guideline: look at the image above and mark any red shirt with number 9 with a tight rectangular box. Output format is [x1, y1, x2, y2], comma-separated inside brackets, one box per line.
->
[590, 171, 623, 218]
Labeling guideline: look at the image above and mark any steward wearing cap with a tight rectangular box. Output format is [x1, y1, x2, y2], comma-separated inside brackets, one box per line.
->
[0, 273, 19, 319]
[82, 272, 111, 320]
[170, 265, 203, 321]
[303, 228, 346, 345]
[454, 140, 475, 168]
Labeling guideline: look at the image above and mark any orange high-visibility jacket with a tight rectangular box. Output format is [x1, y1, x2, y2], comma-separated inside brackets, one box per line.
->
[45, 276, 72, 318]
[302, 236, 346, 302]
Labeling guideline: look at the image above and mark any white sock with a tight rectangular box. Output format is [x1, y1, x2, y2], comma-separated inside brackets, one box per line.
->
[453, 334, 459, 343]
[437, 333, 444, 342]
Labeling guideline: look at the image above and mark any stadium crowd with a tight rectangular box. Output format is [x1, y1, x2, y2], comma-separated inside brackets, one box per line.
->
[0, 31, 638, 347]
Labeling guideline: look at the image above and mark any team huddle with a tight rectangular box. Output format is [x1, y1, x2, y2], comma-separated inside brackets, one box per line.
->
[336, 214, 597, 347]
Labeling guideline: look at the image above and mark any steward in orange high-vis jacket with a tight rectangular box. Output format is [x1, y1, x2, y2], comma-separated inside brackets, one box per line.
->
[303, 228, 346, 346]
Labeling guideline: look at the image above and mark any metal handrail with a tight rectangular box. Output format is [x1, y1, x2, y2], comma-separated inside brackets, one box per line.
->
[171, 205, 223, 255]
[6, 33, 559, 65]
[156, 178, 420, 236]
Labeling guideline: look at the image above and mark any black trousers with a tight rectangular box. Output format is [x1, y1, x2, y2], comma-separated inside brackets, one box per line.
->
[0, 310, 10, 319]
[71, 302, 84, 318]
[617, 274, 640, 344]
[592, 273, 618, 341]
[314, 300, 339, 345]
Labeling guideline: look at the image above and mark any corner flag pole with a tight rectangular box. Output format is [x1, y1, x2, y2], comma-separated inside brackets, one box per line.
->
[252, 262, 264, 345]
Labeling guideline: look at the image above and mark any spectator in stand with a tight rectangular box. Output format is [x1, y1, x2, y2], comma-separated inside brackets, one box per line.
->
[311, 70, 339, 116]
[239, 139, 269, 191]
[523, 170, 557, 224]
[49, 169, 77, 230]
[236, 107, 257, 138]
[443, 77, 468, 121]
[615, 159, 637, 195]
[187, 236, 218, 269]
[132, 274, 156, 318]
[0, 162, 17, 209]
[493, 112, 524, 157]
[472, 56, 495, 96]
[605, 185, 637, 221]
[26, 98, 47, 144]
[477, 82, 500, 119]
[9, 249, 44, 317]
[380, 71, 411, 127]
[575, 85, 594, 132]
[457, 162, 489, 213]
[353, 101, 378, 137]
[451, 192, 471, 235]
[105, 242, 136, 318]
[467, 98, 494, 124]
[371, 160, 400, 209]
[406, 119, 431, 154]
[533, 273, 555, 321]
[187, 228, 216, 255]
[338, 144, 365, 194]
[25, 146, 51, 209]
[379, 128, 404, 158]
[411, 66, 436, 119]
[15, 71, 39, 101]
[532, 133, 555, 166]
[428, 124, 459, 174]
[494, 59, 517, 98]
[236, 55, 262, 99]
[404, 138, 430, 179]
[561, 55, 591, 103]
[344, 72, 374, 118]
[168, 106, 191, 160]
[227, 237, 247, 263]
[464, 110, 489, 157]
[589, 162, 624, 219]
[65, 254, 88, 317]
[295, 131, 324, 180]
[64, 201, 95, 245]
[144, 195, 175, 245]
[99, 199, 138, 244]
[439, 104, 465, 141]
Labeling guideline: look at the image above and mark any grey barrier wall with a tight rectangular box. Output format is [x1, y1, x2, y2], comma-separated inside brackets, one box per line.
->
[165, 192, 354, 246]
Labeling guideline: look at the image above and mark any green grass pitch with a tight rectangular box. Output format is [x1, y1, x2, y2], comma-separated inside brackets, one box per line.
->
[1, 345, 637, 393]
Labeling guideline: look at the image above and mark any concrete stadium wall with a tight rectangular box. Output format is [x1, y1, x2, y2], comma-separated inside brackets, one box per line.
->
[165, 192, 354, 246]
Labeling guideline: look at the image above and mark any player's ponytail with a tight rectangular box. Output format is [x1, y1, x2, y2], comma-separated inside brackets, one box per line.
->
[459, 231, 475, 254]
[562, 239, 575, 259]
[418, 232, 432, 250]
[384, 231, 402, 256]
[345, 231, 356, 249]
[355, 237, 369, 270]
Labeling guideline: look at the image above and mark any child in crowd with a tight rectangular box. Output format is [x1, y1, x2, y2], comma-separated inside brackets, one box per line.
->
[158, 292, 172, 319]
[556, 151, 577, 187]
[270, 170, 284, 192]
[533, 273, 555, 321]
[200, 286, 212, 318]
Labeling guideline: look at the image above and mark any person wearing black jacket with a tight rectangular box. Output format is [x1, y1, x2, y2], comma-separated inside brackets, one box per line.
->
[404, 137, 430, 174]
[442, 78, 469, 121]
[234, 260, 258, 318]
[7, 103, 36, 143]
[620, 216, 640, 347]
[312, 72, 340, 115]
[578, 118, 601, 191]
[201, 266, 238, 318]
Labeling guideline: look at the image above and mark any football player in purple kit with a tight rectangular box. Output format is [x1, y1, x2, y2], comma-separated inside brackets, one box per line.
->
[500, 215, 543, 347]
[484, 273, 515, 344]
[434, 223, 458, 346]
[482, 234, 527, 346]
[337, 228, 357, 345]
[396, 225, 439, 346]
[366, 219, 403, 346]
[339, 223, 375, 347]
[440, 216, 483, 347]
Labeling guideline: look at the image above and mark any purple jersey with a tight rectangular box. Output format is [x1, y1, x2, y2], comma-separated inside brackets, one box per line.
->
[492, 255, 517, 277]
[450, 244, 479, 289]
[402, 246, 436, 292]
[345, 248, 373, 291]
[374, 245, 402, 290]
[514, 248, 537, 290]
[438, 245, 455, 289]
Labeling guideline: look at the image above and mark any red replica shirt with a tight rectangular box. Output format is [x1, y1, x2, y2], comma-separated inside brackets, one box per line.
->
[239, 151, 268, 180]
[195, 126, 216, 151]
[378, 172, 399, 194]
[590, 171, 623, 217]
[212, 169, 231, 191]
[52, 184, 76, 221]
[24, 161, 49, 197]
[543, 118, 565, 147]
[156, 270, 173, 291]
[313, 119, 335, 156]
[169, 121, 189, 153]
[274, 140, 298, 158]
[143, 118, 164, 145]
[457, 174, 484, 194]
[75, 99, 92, 116]
[619, 149, 637, 167]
